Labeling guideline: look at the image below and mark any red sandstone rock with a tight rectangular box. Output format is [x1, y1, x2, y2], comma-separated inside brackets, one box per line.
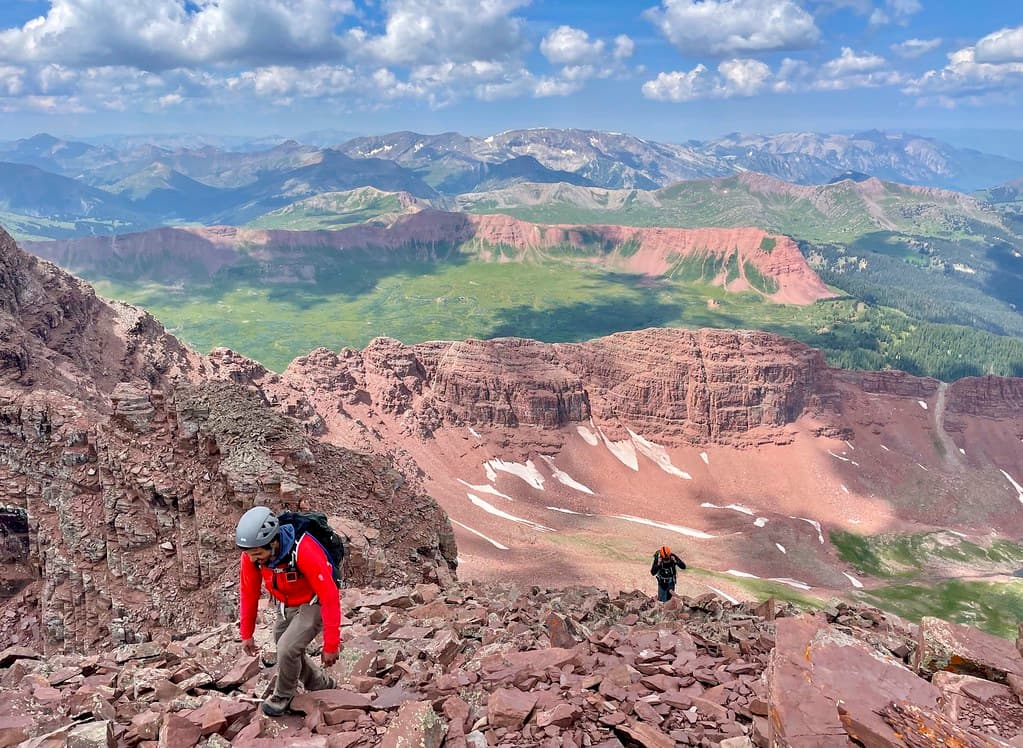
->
[917, 617, 1023, 683]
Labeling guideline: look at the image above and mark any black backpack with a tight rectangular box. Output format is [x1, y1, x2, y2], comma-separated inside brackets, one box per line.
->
[278, 511, 348, 588]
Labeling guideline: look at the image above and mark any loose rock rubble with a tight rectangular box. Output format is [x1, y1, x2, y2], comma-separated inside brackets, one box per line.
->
[2, 582, 1021, 747]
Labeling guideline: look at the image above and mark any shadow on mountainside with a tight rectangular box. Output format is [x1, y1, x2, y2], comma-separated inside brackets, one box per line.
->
[484, 295, 682, 342]
[146, 247, 476, 310]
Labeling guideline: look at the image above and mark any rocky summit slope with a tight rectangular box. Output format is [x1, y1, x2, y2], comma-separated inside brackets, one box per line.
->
[22, 211, 832, 305]
[2, 582, 1023, 747]
[0, 227, 456, 654]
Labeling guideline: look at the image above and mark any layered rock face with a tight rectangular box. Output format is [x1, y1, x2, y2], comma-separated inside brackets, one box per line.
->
[274, 329, 835, 448]
[23, 210, 832, 305]
[2, 582, 1021, 747]
[0, 228, 456, 654]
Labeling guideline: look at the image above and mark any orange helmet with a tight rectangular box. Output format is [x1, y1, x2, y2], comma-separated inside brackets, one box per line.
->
[659, 546, 671, 559]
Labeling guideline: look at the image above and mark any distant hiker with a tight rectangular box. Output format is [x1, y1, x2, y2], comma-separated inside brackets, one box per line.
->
[650, 545, 686, 602]
[236, 506, 341, 716]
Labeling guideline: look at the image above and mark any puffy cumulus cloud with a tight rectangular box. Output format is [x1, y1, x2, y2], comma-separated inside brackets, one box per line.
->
[717, 58, 771, 95]
[891, 38, 942, 59]
[0, 66, 26, 96]
[613, 35, 635, 60]
[974, 25, 1023, 64]
[869, 0, 921, 26]
[540, 26, 605, 65]
[905, 42, 1023, 103]
[538, 25, 635, 93]
[642, 58, 769, 101]
[822, 47, 885, 77]
[644, 47, 902, 101]
[349, 0, 529, 66]
[0, 0, 354, 71]
[0, 0, 627, 113]
[644, 0, 819, 56]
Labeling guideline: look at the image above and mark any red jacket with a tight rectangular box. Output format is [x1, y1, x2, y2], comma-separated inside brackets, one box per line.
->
[239, 534, 342, 653]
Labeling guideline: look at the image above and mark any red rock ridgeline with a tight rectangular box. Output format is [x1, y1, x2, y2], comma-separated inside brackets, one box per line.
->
[276, 329, 836, 448]
[23, 210, 832, 305]
[0, 228, 456, 653]
[0, 229, 199, 400]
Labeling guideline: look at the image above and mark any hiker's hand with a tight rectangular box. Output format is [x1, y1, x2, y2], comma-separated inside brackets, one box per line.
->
[242, 638, 259, 657]
[322, 649, 339, 667]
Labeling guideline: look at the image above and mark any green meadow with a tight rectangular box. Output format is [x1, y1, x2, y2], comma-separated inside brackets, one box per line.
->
[91, 250, 1023, 377]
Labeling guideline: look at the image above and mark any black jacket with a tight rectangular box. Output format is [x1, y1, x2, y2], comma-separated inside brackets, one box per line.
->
[651, 553, 686, 584]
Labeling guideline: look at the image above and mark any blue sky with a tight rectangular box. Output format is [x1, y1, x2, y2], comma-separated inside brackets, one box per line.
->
[0, 0, 1020, 143]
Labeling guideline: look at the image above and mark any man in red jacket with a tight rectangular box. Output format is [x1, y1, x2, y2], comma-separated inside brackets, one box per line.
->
[236, 506, 342, 716]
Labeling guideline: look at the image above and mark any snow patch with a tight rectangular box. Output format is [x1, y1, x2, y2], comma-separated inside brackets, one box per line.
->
[918, 400, 928, 410]
[843, 572, 864, 589]
[1001, 470, 1023, 504]
[628, 429, 692, 479]
[701, 502, 755, 516]
[458, 479, 514, 502]
[770, 577, 812, 591]
[468, 428, 481, 439]
[576, 425, 599, 446]
[828, 450, 852, 463]
[917, 463, 929, 472]
[754, 518, 768, 528]
[792, 516, 824, 544]
[725, 569, 760, 579]
[840, 484, 850, 494]
[546, 506, 593, 516]
[959, 448, 966, 455]
[706, 586, 740, 604]
[599, 429, 639, 471]
[613, 514, 715, 539]
[880, 444, 890, 452]
[700, 452, 710, 465]
[485, 459, 545, 490]
[484, 463, 497, 482]
[468, 493, 554, 533]
[450, 519, 509, 550]
[540, 455, 594, 494]
[845, 441, 855, 451]
[775, 543, 787, 554]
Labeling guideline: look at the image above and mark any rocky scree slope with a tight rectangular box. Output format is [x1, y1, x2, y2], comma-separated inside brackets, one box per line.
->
[2, 582, 1023, 747]
[0, 227, 456, 654]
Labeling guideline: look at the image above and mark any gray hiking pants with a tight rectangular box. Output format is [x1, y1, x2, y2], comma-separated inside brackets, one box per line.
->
[272, 603, 332, 699]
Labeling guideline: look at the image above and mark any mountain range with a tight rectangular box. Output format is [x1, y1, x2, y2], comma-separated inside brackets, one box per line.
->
[2, 128, 1023, 240]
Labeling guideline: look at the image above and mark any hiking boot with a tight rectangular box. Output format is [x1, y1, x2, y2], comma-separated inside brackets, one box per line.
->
[261, 694, 292, 717]
[308, 672, 336, 692]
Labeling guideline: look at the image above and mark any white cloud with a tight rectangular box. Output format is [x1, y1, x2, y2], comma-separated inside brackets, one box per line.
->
[718, 58, 771, 95]
[541, 26, 604, 65]
[974, 25, 1023, 64]
[642, 58, 769, 101]
[642, 65, 713, 101]
[613, 35, 635, 60]
[645, 47, 902, 101]
[891, 38, 942, 59]
[350, 0, 529, 66]
[869, 0, 921, 26]
[0, 0, 355, 71]
[0, 66, 26, 96]
[644, 0, 820, 56]
[822, 47, 885, 76]
[905, 42, 1023, 103]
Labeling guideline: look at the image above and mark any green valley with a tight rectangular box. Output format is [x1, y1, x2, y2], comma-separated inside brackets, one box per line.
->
[90, 246, 1023, 377]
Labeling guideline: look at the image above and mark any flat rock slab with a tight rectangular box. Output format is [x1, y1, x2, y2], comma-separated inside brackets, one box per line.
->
[916, 617, 1023, 683]
[379, 701, 445, 748]
[768, 615, 940, 747]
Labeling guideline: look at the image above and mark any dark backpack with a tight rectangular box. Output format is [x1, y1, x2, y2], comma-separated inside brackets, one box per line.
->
[278, 511, 348, 588]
